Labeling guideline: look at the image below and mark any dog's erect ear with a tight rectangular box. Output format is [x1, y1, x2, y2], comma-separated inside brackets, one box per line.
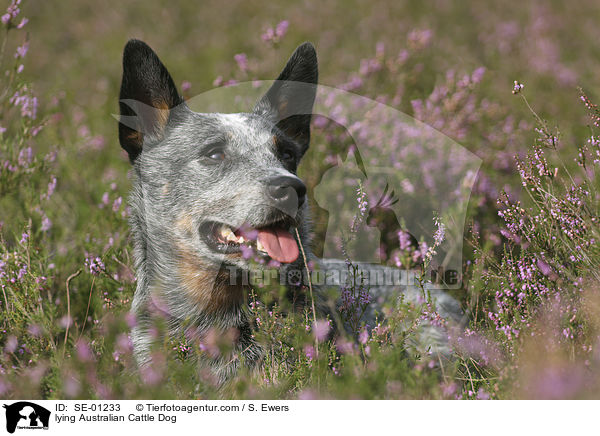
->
[118, 39, 182, 163]
[254, 42, 318, 154]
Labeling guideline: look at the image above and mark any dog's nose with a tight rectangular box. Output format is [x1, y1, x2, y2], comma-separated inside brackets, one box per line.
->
[267, 176, 306, 210]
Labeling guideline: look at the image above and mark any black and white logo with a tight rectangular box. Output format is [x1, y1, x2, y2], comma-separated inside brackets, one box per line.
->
[3, 402, 50, 434]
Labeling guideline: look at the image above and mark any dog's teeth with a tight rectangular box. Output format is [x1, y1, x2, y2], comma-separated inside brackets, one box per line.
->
[256, 239, 265, 252]
[220, 226, 237, 242]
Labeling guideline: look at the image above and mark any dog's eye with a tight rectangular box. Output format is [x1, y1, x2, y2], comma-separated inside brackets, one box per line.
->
[280, 150, 294, 162]
[208, 151, 225, 161]
[201, 144, 226, 163]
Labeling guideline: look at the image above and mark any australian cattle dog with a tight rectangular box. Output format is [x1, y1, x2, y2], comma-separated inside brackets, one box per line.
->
[117, 39, 462, 382]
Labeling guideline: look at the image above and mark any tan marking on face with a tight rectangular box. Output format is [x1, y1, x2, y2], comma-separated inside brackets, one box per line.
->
[278, 98, 288, 117]
[127, 130, 142, 146]
[175, 213, 194, 235]
[174, 212, 245, 312]
[161, 182, 170, 195]
[153, 100, 170, 129]
[177, 247, 243, 313]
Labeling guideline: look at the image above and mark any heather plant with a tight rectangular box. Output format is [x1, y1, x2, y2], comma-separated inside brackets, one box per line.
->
[454, 87, 600, 398]
[0, 0, 58, 395]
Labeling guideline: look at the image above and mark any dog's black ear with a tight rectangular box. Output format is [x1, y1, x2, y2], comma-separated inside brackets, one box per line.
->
[118, 39, 182, 163]
[254, 42, 318, 154]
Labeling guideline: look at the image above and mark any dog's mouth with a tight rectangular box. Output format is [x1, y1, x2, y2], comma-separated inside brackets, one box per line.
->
[199, 219, 299, 264]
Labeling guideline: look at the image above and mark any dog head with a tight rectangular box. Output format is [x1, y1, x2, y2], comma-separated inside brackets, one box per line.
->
[118, 40, 317, 279]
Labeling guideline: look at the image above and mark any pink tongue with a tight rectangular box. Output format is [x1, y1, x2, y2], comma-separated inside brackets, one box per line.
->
[257, 228, 299, 263]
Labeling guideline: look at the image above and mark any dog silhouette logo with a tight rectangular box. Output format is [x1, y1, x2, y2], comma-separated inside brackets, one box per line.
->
[2, 402, 50, 433]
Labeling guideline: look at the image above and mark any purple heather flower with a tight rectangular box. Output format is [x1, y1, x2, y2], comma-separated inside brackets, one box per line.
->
[44, 151, 56, 162]
[238, 224, 258, 241]
[398, 230, 412, 250]
[112, 196, 122, 212]
[212, 76, 223, 87]
[298, 390, 318, 400]
[261, 27, 274, 42]
[1, 0, 22, 26]
[335, 339, 355, 354]
[40, 215, 52, 232]
[40, 214, 52, 232]
[124, 312, 137, 328]
[358, 328, 369, 344]
[27, 324, 42, 337]
[303, 344, 315, 360]
[75, 340, 94, 362]
[100, 192, 109, 208]
[442, 382, 457, 397]
[312, 319, 331, 341]
[512, 80, 524, 95]
[275, 20, 289, 38]
[339, 287, 355, 312]
[262, 20, 289, 43]
[181, 80, 191, 92]
[476, 389, 490, 400]
[393, 255, 403, 268]
[407, 29, 433, 49]
[536, 258, 553, 276]
[89, 135, 106, 150]
[267, 259, 281, 268]
[471, 67, 486, 83]
[46, 176, 57, 199]
[240, 244, 254, 259]
[85, 256, 105, 275]
[5, 336, 17, 353]
[17, 146, 32, 167]
[433, 218, 446, 246]
[10, 92, 37, 119]
[261, 27, 275, 42]
[358, 289, 372, 305]
[14, 41, 28, 59]
[59, 315, 73, 328]
[234, 53, 248, 73]
[63, 376, 81, 398]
